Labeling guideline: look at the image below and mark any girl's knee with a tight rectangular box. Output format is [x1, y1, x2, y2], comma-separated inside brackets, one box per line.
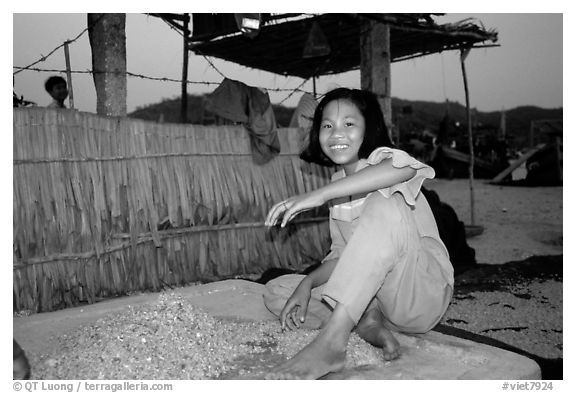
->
[262, 274, 302, 317]
[362, 192, 403, 223]
[354, 193, 407, 246]
[264, 274, 305, 297]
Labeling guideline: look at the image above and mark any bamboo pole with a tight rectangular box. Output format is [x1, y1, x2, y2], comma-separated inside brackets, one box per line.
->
[555, 136, 563, 183]
[64, 41, 75, 109]
[181, 14, 190, 123]
[460, 47, 475, 226]
[13, 217, 329, 267]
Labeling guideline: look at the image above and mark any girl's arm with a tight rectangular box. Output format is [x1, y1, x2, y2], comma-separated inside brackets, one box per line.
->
[317, 158, 416, 203]
[265, 158, 416, 227]
[301, 258, 338, 289]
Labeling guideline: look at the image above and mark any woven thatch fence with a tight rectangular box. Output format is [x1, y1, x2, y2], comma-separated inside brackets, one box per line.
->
[13, 108, 333, 313]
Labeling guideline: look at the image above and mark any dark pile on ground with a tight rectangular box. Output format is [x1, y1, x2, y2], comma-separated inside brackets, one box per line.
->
[437, 254, 562, 379]
[452, 255, 562, 292]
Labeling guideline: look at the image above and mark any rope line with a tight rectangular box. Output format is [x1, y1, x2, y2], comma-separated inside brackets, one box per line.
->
[12, 66, 311, 94]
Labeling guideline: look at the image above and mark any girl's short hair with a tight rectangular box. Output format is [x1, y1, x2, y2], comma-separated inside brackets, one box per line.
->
[300, 88, 393, 166]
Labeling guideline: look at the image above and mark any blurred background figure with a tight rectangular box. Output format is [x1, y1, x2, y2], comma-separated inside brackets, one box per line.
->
[44, 75, 69, 108]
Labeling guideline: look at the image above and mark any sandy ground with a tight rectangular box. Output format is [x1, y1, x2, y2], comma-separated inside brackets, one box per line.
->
[423, 179, 563, 264]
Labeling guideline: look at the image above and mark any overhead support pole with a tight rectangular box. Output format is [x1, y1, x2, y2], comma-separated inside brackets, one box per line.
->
[460, 46, 475, 226]
[360, 16, 392, 141]
[312, 75, 317, 98]
[181, 14, 190, 124]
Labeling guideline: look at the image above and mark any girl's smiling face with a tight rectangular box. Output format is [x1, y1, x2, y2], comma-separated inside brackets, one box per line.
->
[319, 99, 366, 175]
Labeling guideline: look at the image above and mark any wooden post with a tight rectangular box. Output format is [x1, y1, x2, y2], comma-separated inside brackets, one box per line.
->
[460, 47, 475, 226]
[181, 14, 190, 124]
[63, 41, 75, 109]
[360, 17, 392, 141]
[556, 136, 563, 182]
[87, 13, 127, 117]
[312, 75, 317, 98]
[500, 108, 506, 139]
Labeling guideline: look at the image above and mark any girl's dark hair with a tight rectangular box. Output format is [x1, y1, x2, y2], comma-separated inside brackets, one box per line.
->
[300, 88, 393, 166]
[44, 76, 67, 93]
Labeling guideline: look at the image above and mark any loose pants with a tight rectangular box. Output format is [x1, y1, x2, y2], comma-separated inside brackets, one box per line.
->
[264, 192, 453, 334]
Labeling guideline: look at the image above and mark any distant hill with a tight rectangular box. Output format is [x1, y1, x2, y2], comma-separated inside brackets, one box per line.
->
[391, 98, 563, 149]
[128, 94, 562, 150]
[129, 94, 295, 128]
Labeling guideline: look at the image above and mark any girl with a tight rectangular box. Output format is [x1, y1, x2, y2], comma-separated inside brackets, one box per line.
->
[263, 88, 453, 379]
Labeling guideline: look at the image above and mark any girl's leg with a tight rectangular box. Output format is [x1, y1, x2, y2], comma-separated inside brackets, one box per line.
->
[353, 236, 453, 360]
[321, 192, 405, 325]
[268, 193, 405, 378]
[325, 192, 451, 337]
[374, 235, 454, 334]
[322, 192, 433, 361]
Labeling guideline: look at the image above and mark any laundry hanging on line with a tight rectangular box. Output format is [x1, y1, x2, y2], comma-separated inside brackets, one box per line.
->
[205, 78, 281, 165]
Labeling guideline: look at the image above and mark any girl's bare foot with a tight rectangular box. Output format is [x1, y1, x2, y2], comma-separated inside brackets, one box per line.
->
[355, 307, 400, 361]
[266, 303, 354, 379]
[266, 331, 347, 379]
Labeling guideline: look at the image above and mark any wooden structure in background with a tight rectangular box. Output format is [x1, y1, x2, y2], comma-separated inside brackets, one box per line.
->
[490, 144, 546, 184]
[182, 14, 497, 78]
[154, 13, 497, 125]
[84, 13, 496, 128]
[13, 108, 332, 312]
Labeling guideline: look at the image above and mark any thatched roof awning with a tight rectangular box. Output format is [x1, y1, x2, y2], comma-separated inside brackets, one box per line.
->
[177, 13, 497, 79]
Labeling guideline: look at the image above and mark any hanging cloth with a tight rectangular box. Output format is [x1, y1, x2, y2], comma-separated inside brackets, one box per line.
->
[289, 93, 317, 151]
[205, 78, 281, 164]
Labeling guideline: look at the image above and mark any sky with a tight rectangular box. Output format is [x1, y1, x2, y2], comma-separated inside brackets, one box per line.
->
[12, 12, 564, 114]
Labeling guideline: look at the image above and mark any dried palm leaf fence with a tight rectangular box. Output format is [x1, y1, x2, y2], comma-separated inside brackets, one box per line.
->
[13, 108, 333, 313]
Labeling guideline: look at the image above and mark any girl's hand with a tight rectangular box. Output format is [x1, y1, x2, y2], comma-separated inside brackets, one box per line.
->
[265, 191, 325, 228]
[279, 281, 312, 330]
